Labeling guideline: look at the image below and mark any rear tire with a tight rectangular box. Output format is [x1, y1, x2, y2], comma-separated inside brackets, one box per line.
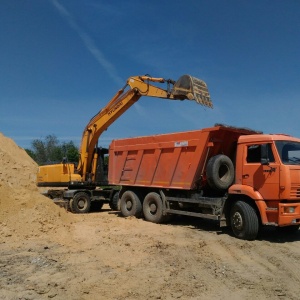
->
[120, 191, 142, 218]
[68, 199, 74, 212]
[109, 192, 120, 211]
[230, 201, 259, 240]
[70, 192, 91, 214]
[143, 192, 167, 223]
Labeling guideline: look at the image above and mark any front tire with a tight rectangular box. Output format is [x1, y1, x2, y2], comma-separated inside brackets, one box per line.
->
[230, 201, 259, 240]
[120, 191, 142, 218]
[70, 192, 91, 214]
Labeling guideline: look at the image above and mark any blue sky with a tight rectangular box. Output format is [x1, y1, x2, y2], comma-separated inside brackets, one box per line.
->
[0, 0, 299, 149]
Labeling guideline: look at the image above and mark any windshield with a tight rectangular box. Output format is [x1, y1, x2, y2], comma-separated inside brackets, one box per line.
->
[275, 141, 300, 165]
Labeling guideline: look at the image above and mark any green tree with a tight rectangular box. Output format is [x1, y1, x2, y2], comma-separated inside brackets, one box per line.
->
[31, 139, 47, 165]
[45, 134, 62, 162]
[28, 135, 79, 165]
[62, 141, 79, 163]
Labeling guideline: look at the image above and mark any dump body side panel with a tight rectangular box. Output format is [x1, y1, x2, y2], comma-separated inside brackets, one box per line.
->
[108, 126, 255, 190]
[109, 130, 210, 189]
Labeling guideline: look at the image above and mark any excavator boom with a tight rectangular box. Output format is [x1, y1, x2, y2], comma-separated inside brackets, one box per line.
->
[37, 74, 212, 187]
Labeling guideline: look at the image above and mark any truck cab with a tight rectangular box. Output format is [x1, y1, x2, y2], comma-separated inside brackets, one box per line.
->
[231, 134, 300, 228]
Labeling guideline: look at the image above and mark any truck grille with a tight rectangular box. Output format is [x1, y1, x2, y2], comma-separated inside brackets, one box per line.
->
[290, 184, 300, 199]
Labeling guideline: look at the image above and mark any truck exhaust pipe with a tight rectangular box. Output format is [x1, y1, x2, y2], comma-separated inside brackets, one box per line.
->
[172, 75, 213, 108]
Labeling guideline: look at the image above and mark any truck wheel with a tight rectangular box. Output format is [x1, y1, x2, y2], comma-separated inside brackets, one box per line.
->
[120, 191, 142, 218]
[109, 192, 120, 211]
[68, 199, 74, 212]
[143, 192, 167, 224]
[206, 154, 234, 190]
[70, 192, 91, 214]
[230, 201, 259, 240]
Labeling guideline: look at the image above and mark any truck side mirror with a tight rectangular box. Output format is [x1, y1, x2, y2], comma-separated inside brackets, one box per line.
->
[261, 158, 269, 165]
[261, 144, 269, 165]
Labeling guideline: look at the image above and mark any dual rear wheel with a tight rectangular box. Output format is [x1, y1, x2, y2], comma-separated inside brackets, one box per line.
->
[120, 191, 142, 218]
[120, 191, 168, 223]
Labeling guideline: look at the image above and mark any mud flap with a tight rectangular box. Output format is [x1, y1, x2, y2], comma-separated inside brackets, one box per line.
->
[172, 75, 213, 108]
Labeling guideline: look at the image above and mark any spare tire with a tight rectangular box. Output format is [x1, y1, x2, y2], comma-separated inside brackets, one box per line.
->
[206, 154, 234, 191]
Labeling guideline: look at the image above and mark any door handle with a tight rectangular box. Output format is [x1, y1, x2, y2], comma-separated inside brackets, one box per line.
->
[242, 174, 249, 179]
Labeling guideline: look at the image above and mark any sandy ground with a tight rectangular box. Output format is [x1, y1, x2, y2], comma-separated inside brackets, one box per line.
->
[1, 132, 300, 300]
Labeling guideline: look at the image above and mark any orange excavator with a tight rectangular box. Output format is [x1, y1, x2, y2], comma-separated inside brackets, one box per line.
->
[37, 74, 212, 213]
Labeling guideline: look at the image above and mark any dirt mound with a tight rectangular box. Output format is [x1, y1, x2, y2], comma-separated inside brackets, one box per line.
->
[0, 132, 37, 190]
[0, 133, 72, 242]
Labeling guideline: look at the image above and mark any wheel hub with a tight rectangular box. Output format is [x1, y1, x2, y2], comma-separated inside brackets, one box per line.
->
[232, 211, 243, 230]
[126, 201, 133, 210]
[149, 203, 157, 214]
[78, 199, 86, 209]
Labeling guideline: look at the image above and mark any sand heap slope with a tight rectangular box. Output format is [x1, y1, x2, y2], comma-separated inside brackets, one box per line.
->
[0, 133, 37, 190]
[0, 133, 72, 242]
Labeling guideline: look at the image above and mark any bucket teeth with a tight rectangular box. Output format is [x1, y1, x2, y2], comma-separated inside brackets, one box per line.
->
[172, 75, 213, 108]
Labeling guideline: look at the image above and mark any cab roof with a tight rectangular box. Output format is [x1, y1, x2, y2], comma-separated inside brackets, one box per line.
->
[238, 134, 300, 144]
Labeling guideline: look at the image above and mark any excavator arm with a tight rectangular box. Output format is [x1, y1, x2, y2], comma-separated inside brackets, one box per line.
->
[37, 74, 212, 187]
[78, 75, 212, 183]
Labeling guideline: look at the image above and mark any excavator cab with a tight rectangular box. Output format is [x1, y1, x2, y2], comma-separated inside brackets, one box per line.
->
[172, 75, 213, 108]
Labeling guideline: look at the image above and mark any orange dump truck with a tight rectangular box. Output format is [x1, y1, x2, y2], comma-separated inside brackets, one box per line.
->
[108, 124, 300, 240]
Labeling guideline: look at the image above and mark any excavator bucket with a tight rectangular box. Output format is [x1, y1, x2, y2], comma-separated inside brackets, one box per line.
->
[172, 75, 213, 108]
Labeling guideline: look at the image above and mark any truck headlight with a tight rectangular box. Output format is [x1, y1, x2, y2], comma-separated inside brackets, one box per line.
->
[284, 207, 295, 213]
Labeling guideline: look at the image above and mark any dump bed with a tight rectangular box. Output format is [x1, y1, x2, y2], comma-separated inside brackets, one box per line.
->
[108, 125, 257, 190]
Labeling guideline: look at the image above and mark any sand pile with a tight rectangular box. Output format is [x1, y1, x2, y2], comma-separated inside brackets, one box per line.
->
[0, 133, 73, 242]
[0, 133, 37, 190]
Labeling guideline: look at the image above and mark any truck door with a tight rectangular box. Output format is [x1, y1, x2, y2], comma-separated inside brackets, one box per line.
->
[242, 143, 280, 200]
